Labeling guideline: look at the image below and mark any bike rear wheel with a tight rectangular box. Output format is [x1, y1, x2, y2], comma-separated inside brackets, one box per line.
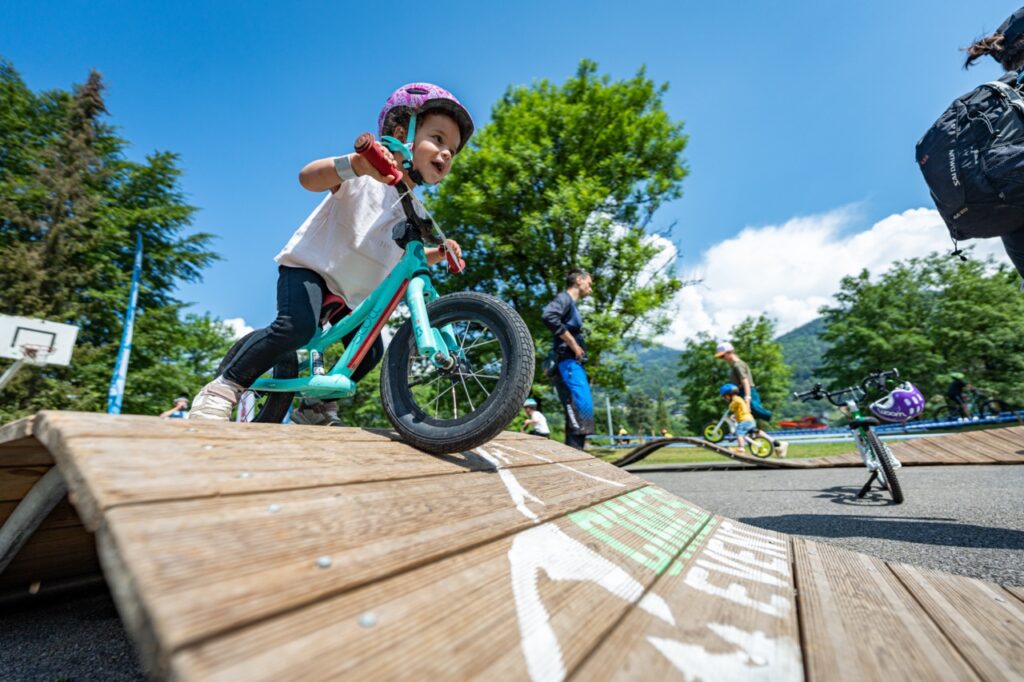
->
[928, 403, 955, 422]
[217, 332, 297, 423]
[380, 292, 534, 454]
[866, 429, 903, 504]
[703, 422, 725, 443]
[746, 436, 774, 459]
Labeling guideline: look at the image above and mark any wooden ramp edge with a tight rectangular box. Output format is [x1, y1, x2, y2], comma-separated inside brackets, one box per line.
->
[613, 427, 1024, 470]
[1, 411, 1022, 681]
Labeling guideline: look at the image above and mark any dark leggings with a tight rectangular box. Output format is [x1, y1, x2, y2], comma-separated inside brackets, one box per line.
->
[1002, 229, 1024, 283]
[222, 266, 384, 388]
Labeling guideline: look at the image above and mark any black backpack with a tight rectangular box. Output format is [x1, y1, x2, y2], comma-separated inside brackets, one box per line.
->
[916, 73, 1024, 241]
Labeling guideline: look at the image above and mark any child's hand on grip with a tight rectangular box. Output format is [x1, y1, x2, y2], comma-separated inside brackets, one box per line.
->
[353, 132, 402, 185]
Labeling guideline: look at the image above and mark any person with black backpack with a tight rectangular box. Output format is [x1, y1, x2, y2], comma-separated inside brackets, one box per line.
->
[917, 7, 1024, 283]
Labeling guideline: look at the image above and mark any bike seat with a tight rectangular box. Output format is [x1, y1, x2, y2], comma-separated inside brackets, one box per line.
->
[848, 416, 881, 429]
[320, 293, 350, 327]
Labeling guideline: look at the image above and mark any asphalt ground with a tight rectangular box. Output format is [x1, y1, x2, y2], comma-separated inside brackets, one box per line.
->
[1, 464, 1020, 679]
[637, 464, 1024, 586]
[0, 587, 145, 681]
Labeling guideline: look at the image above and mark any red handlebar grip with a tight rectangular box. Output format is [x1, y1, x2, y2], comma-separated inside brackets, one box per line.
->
[354, 132, 402, 185]
[445, 250, 466, 274]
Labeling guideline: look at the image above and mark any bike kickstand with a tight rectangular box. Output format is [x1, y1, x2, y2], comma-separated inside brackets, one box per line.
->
[856, 471, 878, 499]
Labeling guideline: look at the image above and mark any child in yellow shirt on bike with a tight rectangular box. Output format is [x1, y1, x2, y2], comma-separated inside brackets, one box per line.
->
[720, 383, 788, 457]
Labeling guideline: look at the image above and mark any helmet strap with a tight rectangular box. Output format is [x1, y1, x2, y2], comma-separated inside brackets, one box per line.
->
[382, 113, 437, 186]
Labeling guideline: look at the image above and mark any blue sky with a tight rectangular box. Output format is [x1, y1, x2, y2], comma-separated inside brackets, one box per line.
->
[1, 1, 1017, 344]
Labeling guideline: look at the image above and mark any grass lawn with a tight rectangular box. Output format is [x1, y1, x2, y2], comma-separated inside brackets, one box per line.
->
[590, 440, 855, 466]
[585, 420, 1022, 466]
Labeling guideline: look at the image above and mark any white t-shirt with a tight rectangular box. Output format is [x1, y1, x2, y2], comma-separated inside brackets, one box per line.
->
[275, 175, 413, 306]
[528, 411, 550, 435]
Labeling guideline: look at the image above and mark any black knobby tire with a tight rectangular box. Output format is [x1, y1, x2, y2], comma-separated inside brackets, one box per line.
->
[380, 292, 535, 454]
[217, 331, 298, 423]
[866, 429, 904, 504]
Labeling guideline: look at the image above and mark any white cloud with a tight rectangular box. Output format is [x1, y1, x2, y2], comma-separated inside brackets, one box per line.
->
[223, 317, 254, 339]
[656, 207, 1013, 349]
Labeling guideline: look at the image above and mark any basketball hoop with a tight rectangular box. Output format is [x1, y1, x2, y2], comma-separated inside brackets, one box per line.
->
[20, 344, 55, 366]
[0, 315, 78, 392]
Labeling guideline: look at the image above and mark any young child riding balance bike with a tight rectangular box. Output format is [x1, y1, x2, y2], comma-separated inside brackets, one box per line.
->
[189, 84, 474, 423]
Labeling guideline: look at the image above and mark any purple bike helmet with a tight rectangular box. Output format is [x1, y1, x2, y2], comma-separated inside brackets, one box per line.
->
[869, 382, 925, 422]
[377, 83, 474, 153]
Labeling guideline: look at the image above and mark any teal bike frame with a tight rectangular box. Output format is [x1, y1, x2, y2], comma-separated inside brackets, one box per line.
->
[249, 240, 458, 400]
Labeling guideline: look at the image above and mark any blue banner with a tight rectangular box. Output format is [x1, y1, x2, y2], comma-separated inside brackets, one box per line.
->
[107, 234, 143, 414]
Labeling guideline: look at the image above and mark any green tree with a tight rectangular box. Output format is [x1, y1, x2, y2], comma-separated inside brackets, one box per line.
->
[819, 251, 1024, 405]
[677, 315, 792, 433]
[654, 388, 671, 432]
[626, 389, 654, 435]
[429, 60, 689, 391]
[0, 59, 230, 422]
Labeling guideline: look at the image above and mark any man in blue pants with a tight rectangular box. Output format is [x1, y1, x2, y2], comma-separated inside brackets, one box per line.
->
[542, 269, 595, 450]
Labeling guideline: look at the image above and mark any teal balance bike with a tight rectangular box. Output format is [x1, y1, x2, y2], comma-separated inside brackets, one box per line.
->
[221, 134, 534, 454]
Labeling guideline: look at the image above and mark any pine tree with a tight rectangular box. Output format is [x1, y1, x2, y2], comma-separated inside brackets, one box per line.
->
[0, 59, 231, 421]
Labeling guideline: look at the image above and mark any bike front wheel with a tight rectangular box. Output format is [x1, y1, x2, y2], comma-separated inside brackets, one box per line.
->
[746, 436, 774, 459]
[703, 422, 725, 443]
[866, 429, 904, 504]
[380, 292, 535, 454]
[980, 399, 1009, 418]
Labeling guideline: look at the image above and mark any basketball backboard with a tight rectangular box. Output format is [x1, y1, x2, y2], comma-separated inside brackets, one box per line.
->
[0, 315, 78, 366]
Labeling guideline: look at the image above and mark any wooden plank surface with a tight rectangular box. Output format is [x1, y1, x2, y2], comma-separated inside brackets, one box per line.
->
[792, 538, 978, 681]
[0, 524, 99, 591]
[105, 453, 641, 656]
[924, 437, 994, 464]
[0, 415, 36, 446]
[890, 563, 1024, 681]
[0, 497, 81, 530]
[964, 431, 1024, 462]
[1005, 585, 1024, 605]
[0, 465, 50, 502]
[575, 517, 803, 681]
[169, 487, 712, 681]
[0, 436, 53, 467]
[9, 411, 1024, 681]
[34, 413, 584, 529]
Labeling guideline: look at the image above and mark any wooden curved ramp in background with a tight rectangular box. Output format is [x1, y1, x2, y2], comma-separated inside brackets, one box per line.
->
[613, 428, 1024, 469]
[1, 411, 1022, 680]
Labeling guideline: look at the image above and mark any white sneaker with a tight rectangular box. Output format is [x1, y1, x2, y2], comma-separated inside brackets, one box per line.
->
[290, 399, 342, 427]
[775, 441, 789, 458]
[188, 381, 238, 421]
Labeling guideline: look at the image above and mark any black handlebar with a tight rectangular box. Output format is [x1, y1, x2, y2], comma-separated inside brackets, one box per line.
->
[793, 368, 899, 407]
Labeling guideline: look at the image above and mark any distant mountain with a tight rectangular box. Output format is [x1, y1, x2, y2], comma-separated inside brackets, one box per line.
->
[776, 317, 832, 418]
[621, 317, 832, 418]
[777, 317, 830, 387]
[631, 344, 684, 399]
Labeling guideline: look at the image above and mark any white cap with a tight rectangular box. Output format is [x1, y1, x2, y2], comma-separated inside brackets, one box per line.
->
[714, 341, 734, 358]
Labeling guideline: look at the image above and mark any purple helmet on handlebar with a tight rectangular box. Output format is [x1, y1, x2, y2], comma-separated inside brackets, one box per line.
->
[868, 382, 925, 422]
[378, 83, 475, 153]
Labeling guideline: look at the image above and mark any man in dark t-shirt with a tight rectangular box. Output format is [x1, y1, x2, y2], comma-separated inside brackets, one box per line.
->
[541, 269, 595, 450]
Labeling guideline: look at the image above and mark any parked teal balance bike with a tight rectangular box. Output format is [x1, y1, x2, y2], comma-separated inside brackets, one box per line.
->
[221, 134, 534, 454]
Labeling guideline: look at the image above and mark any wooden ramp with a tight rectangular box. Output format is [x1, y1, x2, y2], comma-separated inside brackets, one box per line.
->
[615, 427, 1024, 469]
[2, 411, 1023, 681]
[611, 436, 799, 468]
